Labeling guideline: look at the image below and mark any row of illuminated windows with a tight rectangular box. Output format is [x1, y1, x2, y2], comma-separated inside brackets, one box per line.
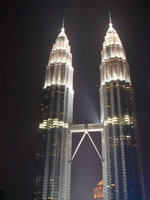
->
[39, 118, 69, 129]
[104, 115, 135, 126]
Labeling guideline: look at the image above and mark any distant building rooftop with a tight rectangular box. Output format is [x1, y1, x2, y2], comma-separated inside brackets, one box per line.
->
[94, 180, 104, 200]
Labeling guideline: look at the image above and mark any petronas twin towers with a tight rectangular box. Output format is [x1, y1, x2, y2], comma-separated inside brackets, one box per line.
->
[32, 18, 144, 200]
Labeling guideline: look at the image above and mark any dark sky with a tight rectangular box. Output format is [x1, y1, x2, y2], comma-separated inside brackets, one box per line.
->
[2, 0, 150, 200]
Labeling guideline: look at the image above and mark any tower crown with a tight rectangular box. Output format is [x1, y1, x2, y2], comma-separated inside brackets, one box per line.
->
[100, 17, 130, 87]
[47, 22, 72, 66]
[44, 22, 73, 89]
[101, 17, 126, 61]
[51, 26, 70, 53]
[104, 24, 122, 47]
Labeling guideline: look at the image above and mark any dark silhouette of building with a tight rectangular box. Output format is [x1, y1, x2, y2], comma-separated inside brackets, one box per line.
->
[0, 190, 8, 200]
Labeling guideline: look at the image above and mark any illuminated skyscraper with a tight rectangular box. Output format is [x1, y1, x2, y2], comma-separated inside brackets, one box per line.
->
[33, 22, 74, 200]
[32, 17, 145, 200]
[94, 180, 104, 200]
[100, 17, 144, 199]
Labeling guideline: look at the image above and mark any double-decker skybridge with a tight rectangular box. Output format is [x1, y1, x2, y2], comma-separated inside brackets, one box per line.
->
[69, 123, 104, 163]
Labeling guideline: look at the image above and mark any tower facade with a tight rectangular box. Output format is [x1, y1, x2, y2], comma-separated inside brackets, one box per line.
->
[33, 24, 74, 200]
[100, 20, 144, 199]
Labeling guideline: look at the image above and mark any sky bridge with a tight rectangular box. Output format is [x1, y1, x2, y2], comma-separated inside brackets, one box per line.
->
[69, 123, 104, 163]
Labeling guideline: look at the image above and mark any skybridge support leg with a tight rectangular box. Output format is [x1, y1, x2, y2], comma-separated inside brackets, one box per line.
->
[71, 131, 87, 161]
[71, 130, 103, 163]
[86, 132, 103, 162]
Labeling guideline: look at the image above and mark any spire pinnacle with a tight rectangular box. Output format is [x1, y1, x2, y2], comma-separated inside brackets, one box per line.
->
[109, 13, 113, 27]
[109, 13, 111, 23]
[61, 17, 65, 32]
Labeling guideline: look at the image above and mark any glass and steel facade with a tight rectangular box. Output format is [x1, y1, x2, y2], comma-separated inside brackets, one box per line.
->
[100, 21, 144, 199]
[33, 25, 74, 200]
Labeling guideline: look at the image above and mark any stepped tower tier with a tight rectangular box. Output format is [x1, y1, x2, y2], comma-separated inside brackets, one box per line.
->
[100, 21, 130, 88]
[44, 25, 73, 90]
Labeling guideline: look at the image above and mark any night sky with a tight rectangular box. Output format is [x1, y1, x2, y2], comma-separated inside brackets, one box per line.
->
[2, 0, 150, 200]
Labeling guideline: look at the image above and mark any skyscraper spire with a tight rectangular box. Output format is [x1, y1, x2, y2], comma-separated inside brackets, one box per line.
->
[109, 12, 113, 27]
[61, 17, 65, 32]
[109, 12, 111, 23]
